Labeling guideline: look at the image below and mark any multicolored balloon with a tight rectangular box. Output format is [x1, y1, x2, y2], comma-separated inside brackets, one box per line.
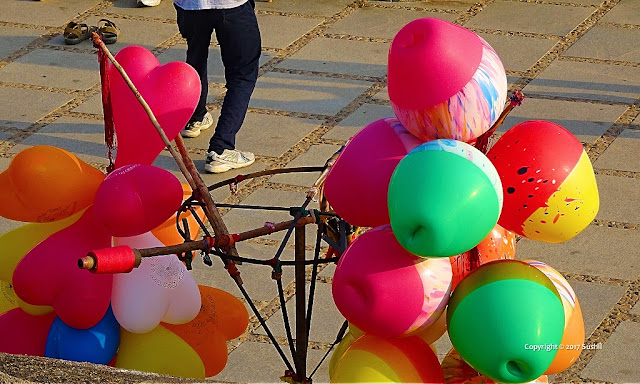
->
[441, 349, 549, 384]
[0, 146, 105, 223]
[331, 334, 444, 383]
[487, 120, 599, 243]
[524, 260, 584, 374]
[388, 139, 502, 257]
[388, 18, 507, 142]
[447, 260, 565, 383]
[450, 224, 516, 289]
[323, 117, 423, 227]
[332, 225, 452, 338]
[45, 305, 120, 365]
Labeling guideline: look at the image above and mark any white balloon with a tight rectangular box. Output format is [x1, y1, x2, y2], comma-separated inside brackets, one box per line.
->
[111, 232, 201, 333]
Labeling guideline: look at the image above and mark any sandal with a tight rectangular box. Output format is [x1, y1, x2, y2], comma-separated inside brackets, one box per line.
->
[63, 22, 96, 45]
[97, 19, 119, 45]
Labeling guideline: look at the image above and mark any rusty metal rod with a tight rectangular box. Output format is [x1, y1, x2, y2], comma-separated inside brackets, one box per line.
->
[294, 224, 308, 380]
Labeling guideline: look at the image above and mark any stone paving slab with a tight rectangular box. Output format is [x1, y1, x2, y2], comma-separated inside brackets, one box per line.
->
[269, 144, 342, 187]
[249, 71, 372, 116]
[9, 117, 109, 165]
[0, 26, 42, 62]
[276, 37, 389, 78]
[178, 109, 322, 157]
[215, 340, 330, 383]
[631, 301, 640, 316]
[500, 97, 628, 144]
[257, 14, 324, 50]
[325, 6, 456, 39]
[477, 33, 557, 73]
[0, 49, 99, 91]
[323, 103, 394, 141]
[593, 129, 640, 172]
[516, 225, 640, 281]
[105, 0, 179, 20]
[464, 0, 594, 37]
[221, 188, 319, 242]
[524, 60, 640, 104]
[599, 0, 640, 26]
[595, 174, 640, 224]
[368, 0, 478, 11]
[580, 321, 640, 383]
[564, 25, 640, 63]
[0, 86, 73, 130]
[0, 0, 101, 28]
[254, 0, 356, 17]
[254, 282, 345, 345]
[568, 279, 628, 337]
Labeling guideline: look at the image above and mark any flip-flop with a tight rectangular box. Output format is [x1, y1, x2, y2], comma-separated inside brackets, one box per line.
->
[97, 19, 119, 45]
[63, 22, 96, 45]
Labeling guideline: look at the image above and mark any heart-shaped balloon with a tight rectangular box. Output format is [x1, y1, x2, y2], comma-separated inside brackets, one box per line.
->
[0, 146, 105, 223]
[109, 46, 200, 169]
[12, 207, 113, 329]
[93, 164, 184, 237]
[111, 232, 201, 334]
[45, 305, 120, 365]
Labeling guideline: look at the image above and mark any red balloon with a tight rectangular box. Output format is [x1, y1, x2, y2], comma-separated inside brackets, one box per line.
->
[110, 46, 200, 169]
[323, 118, 423, 227]
[13, 207, 113, 329]
[93, 164, 183, 237]
[0, 308, 56, 356]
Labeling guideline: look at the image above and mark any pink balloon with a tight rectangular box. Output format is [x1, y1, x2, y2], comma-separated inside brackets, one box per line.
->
[110, 46, 200, 169]
[332, 225, 452, 338]
[323, 118, 423, 227]
[388, 18, 507, 142]
[0, 308, 56, 356]
[12, 207, 113, 329]
[93, 164, 184, 237]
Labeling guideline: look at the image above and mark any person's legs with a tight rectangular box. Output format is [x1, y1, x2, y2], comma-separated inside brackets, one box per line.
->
[175, 5, 218, 124]
[208, 1, 261, 154]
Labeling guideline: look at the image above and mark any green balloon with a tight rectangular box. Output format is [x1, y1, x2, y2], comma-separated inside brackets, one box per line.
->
[447, 263, 565, 383]
[388, 150, 500, 257]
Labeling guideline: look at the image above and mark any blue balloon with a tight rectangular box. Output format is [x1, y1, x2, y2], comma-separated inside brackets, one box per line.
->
[45, 305, 119, 364]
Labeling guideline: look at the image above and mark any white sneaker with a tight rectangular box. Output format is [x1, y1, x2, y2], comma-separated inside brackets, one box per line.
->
[181, 112, 213, 138]
[137, 0, 161, 6]
[205, 149, 255, 173]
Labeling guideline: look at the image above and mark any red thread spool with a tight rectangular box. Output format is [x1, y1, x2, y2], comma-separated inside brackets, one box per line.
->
[84, 246, 141, 273]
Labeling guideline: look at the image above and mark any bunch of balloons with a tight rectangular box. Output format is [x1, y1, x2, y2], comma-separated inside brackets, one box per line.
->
[324, 18, 599, 383]
[0, 46, 248, 379]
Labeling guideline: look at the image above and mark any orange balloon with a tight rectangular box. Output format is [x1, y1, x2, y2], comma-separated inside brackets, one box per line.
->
[450, 224, 516, 289]
[162, 286, 248, 377]
[151, 184, 205, 246]
[545, 299, 585, 374]
[0, 146, 104, 222]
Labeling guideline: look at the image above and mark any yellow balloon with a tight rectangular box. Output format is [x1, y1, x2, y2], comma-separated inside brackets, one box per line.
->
[0, 211, 83, 315]
[411, 308, 447, 345]
[0, 280, 18, 315]
[329, 331, 358, 380]
[116, 326, 205, 379]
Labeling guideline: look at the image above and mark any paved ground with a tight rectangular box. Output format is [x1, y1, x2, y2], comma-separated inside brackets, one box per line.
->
[0, 0, 639, 383]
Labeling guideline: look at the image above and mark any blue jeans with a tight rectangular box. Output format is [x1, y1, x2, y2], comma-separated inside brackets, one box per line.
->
[175, 1, 261, 154]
